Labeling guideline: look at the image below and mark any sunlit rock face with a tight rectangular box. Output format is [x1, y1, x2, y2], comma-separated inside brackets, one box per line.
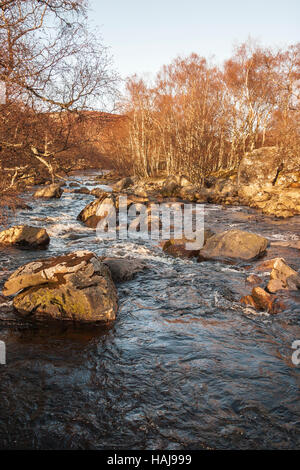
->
[112, 177, 134, 191]
[238, 146, 300, 188]
[3, 251, 118, 323]
[241, 257, 300, 314]
[237, 146, 300, 218]
[198, 229, 268, 262]
[0, 225, 50, 249]
[34, 183, 64, 199]
[77, 193, 115, 228]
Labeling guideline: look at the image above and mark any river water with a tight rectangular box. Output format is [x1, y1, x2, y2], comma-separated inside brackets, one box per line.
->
[0, 171, 299, 450]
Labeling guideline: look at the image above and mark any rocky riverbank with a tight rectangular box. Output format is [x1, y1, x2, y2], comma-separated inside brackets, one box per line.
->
[0, 145, 299, 322]
[105, 147, 299, 219]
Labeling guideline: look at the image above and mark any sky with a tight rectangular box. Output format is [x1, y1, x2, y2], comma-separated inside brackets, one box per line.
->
[89, 0, 299, 81]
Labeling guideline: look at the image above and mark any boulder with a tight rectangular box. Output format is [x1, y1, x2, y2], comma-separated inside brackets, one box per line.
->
[77, 193, 140, 228]
[198, 229, 268, 261]
[237, 147, 300, 217]
[113, 177, 134, 192]
[91, 187, 108, 198]
[3, 251, 118, 322]
[161, 179, 181, 198]
[102, 257, 148, 283]
[0, 225, 50, 249]
[241, 286, 285, 314]
[267, 279, 286, 293]
[255, 258, 283, 272]
[251, 287, 274, 312]
[180, 186, 199, 202]
[179, 176, 192, 187]
[238, 147, 282, 187]
[196, 188, 212, 203]
[162, 229, 215, 259]
[34, 183, 63, 199]
[77, 193, 113, 228]
[73, 187, 90, 194]
[246, 274, 263, 286]
[267, 258, 300, 292]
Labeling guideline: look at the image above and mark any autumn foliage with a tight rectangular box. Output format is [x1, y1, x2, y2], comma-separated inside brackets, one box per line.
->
[0, 0, 118, 191]
[108, 41, 299, 183]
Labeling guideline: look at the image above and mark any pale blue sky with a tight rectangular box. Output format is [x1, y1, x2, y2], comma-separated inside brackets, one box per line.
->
[89, 0, 299, 80]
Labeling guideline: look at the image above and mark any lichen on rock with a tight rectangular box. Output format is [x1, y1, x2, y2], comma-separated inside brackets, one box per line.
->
[3, 251, 118, 323]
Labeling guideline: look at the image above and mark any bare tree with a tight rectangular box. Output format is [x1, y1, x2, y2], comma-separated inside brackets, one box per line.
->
[108, 41, 299, 185]
[0, 0, 118, 187]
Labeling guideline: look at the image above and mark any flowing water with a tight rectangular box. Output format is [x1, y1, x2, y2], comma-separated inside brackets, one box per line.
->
[0, 171, 299, 450]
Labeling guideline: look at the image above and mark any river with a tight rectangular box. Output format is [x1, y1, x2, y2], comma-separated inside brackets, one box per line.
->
[0, 171, 299, 449]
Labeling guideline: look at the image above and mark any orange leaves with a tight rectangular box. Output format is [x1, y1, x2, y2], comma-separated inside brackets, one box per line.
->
[103, 41, 300, 181]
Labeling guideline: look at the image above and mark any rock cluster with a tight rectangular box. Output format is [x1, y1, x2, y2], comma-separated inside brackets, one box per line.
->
[115, 147, 299, 218]
[241, 258, 300, 313]
[241, 287, 285, 314]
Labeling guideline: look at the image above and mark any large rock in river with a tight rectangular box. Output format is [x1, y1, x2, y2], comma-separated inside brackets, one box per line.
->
[199, 229, 268, 261]
[77, 193, 134, 228]
[0, 225, 50, 249]
[3, 251, 118, 322]
[77, 193, 115, 228]
[34, 183, 63, 199]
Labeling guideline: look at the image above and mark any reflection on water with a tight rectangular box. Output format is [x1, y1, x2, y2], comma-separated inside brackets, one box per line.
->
[0, 172, 300, 449]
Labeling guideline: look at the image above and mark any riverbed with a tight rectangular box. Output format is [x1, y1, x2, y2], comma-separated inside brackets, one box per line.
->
[0, 171, 299, 449]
